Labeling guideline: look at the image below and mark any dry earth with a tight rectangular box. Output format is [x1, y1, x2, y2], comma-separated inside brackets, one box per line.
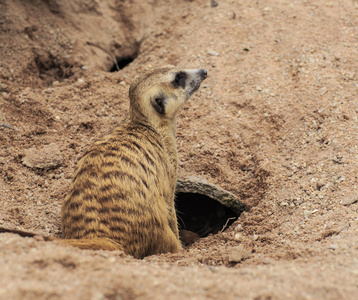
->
[0, 0, 358, 299]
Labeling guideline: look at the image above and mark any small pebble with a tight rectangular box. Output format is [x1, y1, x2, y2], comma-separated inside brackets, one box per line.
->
[316, 179, 326, 189]
[0, 83, 8, 92]
[328, 244, 338, 250]
[108, 257, 116, 263]
[304, 209, 318, 219]
[228, 245, 251, 263]
[342, 196, 358, 206]
[207, 50, 219, 56]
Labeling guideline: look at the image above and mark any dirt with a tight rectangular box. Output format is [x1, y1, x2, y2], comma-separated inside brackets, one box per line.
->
[0, 0, 358, 299]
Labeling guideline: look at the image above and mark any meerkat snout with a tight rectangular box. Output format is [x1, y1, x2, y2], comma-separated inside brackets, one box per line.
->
[183, 69, 207, 98]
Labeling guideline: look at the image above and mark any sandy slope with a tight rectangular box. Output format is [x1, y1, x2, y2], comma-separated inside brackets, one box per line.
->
[0, 0, 357, 299]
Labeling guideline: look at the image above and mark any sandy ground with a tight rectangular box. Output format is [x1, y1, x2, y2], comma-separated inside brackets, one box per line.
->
[0, 0, 358, 299]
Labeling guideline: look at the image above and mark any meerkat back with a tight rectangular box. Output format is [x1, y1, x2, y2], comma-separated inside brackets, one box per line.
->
[61, 66, 207, 258]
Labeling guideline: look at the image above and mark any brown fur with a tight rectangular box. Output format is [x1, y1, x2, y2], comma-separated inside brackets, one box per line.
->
[58, 66, 207, 258]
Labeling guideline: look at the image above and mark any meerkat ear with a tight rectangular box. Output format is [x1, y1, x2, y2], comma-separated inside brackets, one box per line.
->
[151, 95, 167, 115]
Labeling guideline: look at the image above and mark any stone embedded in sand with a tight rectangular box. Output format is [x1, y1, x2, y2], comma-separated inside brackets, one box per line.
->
[0, 82, 8, 92]
[176, 177, 245, 215]
[228, 245, 251, 263]
[207, 50, 219, 56]
[342, 196, 358, 206]
[22, 143, 63, 169]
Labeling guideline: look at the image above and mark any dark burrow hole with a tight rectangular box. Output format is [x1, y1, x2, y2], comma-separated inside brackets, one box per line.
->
[176, 192, 239, 245]
[109, 55, 137, 72]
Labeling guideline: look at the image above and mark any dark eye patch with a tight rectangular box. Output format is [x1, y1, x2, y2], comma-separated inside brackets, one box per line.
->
[172, 72, 187, 89]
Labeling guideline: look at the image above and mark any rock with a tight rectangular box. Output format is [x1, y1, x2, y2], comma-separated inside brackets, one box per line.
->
[262, 258, 271, 265]
[234, 233, 241, 241]
[328, 244, 338, 250]
[2, 92, 9, 99]
[342, 196, 358, 206]
[316, 179, 326, 190]
[304, 209, 318, 220]
[22, 143, 63, 169]
[0, 82, 8, 92]
[310, 177, 317, 188]
[228, 245, 251, 263]
[176, 178, 245, 215]
[306, 167, 313, 174]
[207, 50, 219, 56]
[235, 224, 242, 231]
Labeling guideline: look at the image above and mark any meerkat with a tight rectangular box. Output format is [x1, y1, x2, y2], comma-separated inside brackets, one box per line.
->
[57, 66, 207, 258]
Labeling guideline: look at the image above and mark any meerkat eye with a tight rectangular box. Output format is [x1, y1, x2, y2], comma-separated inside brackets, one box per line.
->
[173, 72, 187, 89]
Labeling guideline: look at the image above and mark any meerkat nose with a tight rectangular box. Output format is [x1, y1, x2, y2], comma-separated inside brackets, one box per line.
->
[200, 69, 208, 79]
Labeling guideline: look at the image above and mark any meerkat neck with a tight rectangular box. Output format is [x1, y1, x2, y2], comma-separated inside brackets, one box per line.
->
[160, 116, 177, 138]
[157, 119, 179, 180]
[129, 109, 178, 138]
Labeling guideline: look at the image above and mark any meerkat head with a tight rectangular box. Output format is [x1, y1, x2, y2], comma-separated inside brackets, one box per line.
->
[128, 66, 207, 124]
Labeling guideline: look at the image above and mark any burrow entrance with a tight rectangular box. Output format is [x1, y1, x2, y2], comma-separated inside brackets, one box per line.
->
[109, 55, 137, 72]
[175, 179, 245, 245]
[86, 41, 140, 73]
[107, 42, 140, 72]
